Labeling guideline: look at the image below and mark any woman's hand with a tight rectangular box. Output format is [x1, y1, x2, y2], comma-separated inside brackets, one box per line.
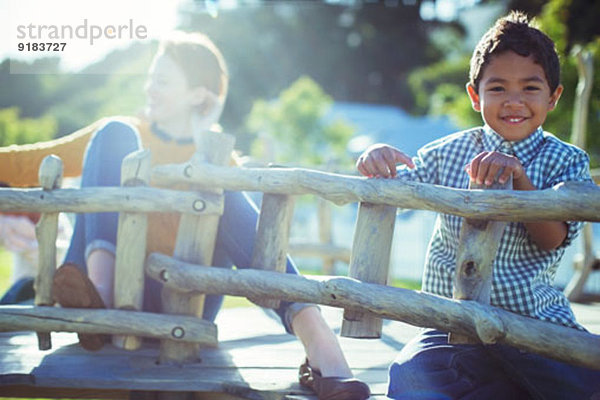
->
[356, 144, 414, 178]
[0, 215, 38, 253]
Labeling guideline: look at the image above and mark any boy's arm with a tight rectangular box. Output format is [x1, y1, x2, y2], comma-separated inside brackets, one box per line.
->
[513, 174, 568, 250]
[467, 151, 567, 251]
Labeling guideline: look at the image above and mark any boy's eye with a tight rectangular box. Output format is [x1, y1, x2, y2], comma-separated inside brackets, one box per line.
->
[525, 86, 541, 91]
[487, 86, 504, 92]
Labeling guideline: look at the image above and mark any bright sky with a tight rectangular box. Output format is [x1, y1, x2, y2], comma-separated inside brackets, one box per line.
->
[1, 0, 182, 73]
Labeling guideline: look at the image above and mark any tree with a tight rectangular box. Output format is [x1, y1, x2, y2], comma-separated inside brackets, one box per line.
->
[0, 108, 56, 147]
[245, 76, 355, 167]
[1, 42, 151, 140]
[181, 1, 447, 133]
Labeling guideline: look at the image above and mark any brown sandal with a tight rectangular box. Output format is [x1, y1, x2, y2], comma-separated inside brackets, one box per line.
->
[299, 359, 371, 400]
[52, 263, 108, 351]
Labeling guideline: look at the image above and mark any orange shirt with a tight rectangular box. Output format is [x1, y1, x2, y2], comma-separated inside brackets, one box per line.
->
[0, 116, 199, 257]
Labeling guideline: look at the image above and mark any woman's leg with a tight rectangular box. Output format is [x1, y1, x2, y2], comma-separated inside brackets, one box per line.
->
[210, 191, 304, 323]
[61, 121, 142, 307]
[211, 190, 353, 377]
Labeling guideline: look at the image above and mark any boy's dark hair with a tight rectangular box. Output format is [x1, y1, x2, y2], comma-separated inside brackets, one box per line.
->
[469, 11, 560, 93]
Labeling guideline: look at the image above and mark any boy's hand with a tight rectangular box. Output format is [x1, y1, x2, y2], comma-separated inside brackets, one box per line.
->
[467, 151, 525, 186]
[356, 144, 415, 178]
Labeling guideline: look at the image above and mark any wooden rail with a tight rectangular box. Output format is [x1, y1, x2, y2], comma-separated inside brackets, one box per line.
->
[0, 186, 223, 214]
[0, 305, 217, 346]
[2, 166, 599, 221]
[145, 253, 600, 370]
[153, 163, 600, 221]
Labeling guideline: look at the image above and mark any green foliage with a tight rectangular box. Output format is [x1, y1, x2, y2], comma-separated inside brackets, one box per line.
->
[1, 42, 151, 141]
[429, 83, 480, 128]
[2, 3, 453, 152]
[183, 2, 446, 133]
[409, 56, 470, 110]
[0, 108, 56, 147]
[536, 1, 600, 166]
[408, 54, 481, 129]
[0, 247, 12, 295]
[246, 76, 355, 166]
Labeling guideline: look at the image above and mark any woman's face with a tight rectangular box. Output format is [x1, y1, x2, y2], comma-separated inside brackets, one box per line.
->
[144, 53, 196, 125]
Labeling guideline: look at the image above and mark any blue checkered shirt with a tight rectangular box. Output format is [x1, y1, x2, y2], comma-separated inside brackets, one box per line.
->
[396, 125, 592, 329]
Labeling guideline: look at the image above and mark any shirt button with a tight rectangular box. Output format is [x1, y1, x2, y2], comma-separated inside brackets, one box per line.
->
[500, 142, 513, 154]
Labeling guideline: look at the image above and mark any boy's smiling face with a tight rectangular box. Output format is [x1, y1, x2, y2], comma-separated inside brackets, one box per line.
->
[466, 50, 563, 142]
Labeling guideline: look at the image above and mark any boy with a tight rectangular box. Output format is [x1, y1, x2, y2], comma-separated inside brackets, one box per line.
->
[356, 11, 600, 399]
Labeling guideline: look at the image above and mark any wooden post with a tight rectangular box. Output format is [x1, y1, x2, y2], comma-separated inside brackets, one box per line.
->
[34, 155, 63, 350]
[159, 131, 235, 365]
[250, 193, 295, 309]
[318, 198, 335, 274]
[112, 149, 151, 350]
[450, 177, 512, 344]
[564, 47, 597, 302]
[341, 203, 396, 338]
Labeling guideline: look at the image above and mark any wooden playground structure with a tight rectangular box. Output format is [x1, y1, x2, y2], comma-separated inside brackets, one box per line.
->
[0, 127, 599, 399]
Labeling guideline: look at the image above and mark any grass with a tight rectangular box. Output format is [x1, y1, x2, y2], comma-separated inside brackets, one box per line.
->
[0, 248, 12, 295]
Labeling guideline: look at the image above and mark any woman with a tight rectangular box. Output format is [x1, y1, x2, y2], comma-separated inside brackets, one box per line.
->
[0, 31, 369, 400]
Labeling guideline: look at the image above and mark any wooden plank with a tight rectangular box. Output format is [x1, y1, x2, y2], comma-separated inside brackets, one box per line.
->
[250, 193, 294, 309]
[160, 131, 234, 366]
[0, 386, 129, 399]
[317, 198, 335, 274]
[113, 149, 151, 350]
[0, 307, 409, 398]
[450, 177, 511, 344]
[35, 154, 63, 350]
[342, 203, 396, 338]
[2, 304, 599, 399]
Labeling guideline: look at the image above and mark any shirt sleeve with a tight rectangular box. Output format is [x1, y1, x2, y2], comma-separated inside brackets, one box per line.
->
[394, 144, 439, 184]
[546, 149, 593, 248]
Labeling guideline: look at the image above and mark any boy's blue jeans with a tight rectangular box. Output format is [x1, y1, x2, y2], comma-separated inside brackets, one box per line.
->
[62, 120, 310, 333]
[388, 329, 600, 400]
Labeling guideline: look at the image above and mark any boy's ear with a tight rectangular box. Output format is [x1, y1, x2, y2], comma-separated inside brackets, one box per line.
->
[466, 83, 481, 112]
[548, 84, 563, 111]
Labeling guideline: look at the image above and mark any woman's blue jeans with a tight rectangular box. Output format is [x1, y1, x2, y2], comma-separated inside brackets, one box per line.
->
[63, 120, 309, 333]
[388, 329, 600, 400]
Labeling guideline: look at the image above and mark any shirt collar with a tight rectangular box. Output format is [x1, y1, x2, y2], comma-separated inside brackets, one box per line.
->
[150, 122, 194, 145]
[481, 125, 544, 167]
